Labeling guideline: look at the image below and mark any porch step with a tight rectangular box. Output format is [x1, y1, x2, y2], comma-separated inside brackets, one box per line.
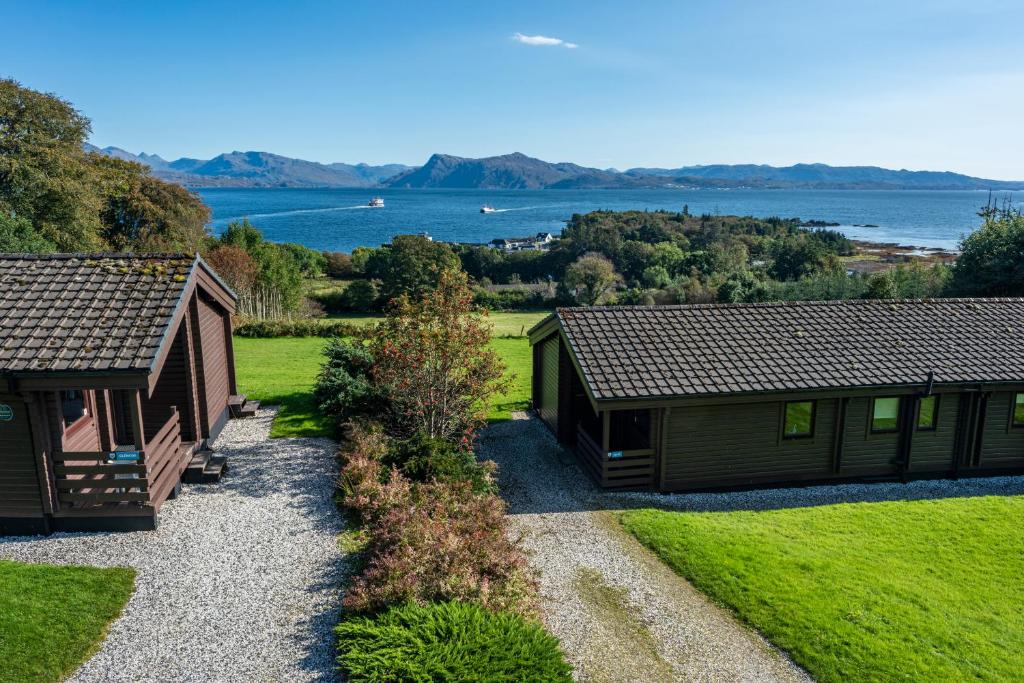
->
[228, 394, 247, 418]
[229, 394, 260, 418]
[182, 449, 227, 484]
[199, 455, 228, 483]
[237, 399, 260, 418]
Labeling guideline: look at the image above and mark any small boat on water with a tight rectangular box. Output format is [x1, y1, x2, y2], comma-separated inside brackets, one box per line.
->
[480, 205, 497, 214]
[368, 197, 384, 208]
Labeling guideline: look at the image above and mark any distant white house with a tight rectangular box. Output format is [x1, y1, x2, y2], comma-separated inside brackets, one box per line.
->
[490, 232, 555, 252]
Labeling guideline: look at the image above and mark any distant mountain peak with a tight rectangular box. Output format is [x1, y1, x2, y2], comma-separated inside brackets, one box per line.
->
[82, 145, 1024, 190]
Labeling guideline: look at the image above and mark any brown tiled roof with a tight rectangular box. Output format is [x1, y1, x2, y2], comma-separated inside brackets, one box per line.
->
[554, 300, 1024, 401]
[0, 253, 197, 375]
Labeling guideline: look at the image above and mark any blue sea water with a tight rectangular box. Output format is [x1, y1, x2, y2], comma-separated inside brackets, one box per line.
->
[198, 187, 1019, 253]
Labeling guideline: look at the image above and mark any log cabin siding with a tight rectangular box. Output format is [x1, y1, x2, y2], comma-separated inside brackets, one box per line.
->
[978, 391, 1024, 468]
[538, 335, 560, 434]
[838, 397, 900, 476]
[0, 394, 43, 517]
[907, 393, 960, 473]
[143, 327, 191, 441]
[197, 295, 230, 434]
[663, 399, 837, 490]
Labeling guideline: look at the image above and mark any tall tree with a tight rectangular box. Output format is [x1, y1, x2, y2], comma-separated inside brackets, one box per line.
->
[368, 270, 510, 440]
[950, 204, 1024, 296]
[0, 79, 211, 253]
[0, 78, 102, 250]
[365, 234, 462, 303]
[562, 252, 621, 305]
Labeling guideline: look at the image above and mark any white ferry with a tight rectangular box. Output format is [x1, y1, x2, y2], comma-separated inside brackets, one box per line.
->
[368, 197, 384, 208]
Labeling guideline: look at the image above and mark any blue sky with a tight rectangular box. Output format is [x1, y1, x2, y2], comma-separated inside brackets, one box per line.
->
[3, 0, 1022, 178]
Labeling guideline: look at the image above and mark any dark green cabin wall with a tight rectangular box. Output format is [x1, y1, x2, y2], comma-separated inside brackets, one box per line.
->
[0, 393, 43, 517]
[908, 393, 960, 472]
[538, 336, 559, 434]
[840, 397, 901, 476]
[663, 399, 837, 489]
[977, 391, 1024, 468]
[662, 392, 969, 490]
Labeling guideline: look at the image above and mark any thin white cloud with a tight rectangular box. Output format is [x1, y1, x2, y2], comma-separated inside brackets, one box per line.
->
[512, 32, 578, 49]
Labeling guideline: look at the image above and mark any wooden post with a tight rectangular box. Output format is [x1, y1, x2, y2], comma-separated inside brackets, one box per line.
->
[95, 390, 116, 451]
[832, 397, 849, 474]
[130, 389, 147, 454]
[25, 393, 56, 515]
[602, 410, 611, 453]
[658, 407, 671, 492]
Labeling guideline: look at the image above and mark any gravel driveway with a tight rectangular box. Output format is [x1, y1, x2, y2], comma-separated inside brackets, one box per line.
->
[481, 413, 811, 683]
[0, 408, 344, 683]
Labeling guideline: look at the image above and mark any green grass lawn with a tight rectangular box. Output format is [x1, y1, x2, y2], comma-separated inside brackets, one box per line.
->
[489, 336, 531, 421]
[0, 560, 135, 683]
[620, 496, 1024, 682]
[233, 311, 541, 437]
[233, 336, 330, 438]
[326, 309, 548, 337]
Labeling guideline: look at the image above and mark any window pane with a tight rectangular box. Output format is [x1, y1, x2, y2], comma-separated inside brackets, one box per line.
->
[784, 401, 814, 437]
[917, 396, 937, 430]
[1015, 394, 1024, 426]
[872, 397, 900, 432]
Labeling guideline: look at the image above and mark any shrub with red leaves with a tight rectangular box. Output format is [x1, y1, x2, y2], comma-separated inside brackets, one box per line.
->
[343, 478, 537, 617]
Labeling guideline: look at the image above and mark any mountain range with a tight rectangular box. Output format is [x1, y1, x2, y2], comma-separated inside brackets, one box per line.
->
[85, 146, 1024, 191]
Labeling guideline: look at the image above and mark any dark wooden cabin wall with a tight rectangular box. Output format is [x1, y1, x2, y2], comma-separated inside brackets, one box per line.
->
[197, 295, 231, 433]
[978, 391, 1024, 469]
[907, 393, 960, 473]
[663, 399, 837, 490]
[0, 393, 43, 517]
[142, 327, 191, 441]
[838, 397, 900, 476]
[538, 335, 560, 434]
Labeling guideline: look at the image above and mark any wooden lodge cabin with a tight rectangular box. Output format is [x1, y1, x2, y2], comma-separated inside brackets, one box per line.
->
[0, 254, 259, 535]
[529, 300, 1024, 491]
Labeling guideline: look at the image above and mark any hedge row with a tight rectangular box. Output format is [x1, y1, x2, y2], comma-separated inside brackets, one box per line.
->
[233, 318, 362, 338]
[333, 423, 571, 681]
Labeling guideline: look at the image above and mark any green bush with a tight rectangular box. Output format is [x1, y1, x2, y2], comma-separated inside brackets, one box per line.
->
[233, 318, 361, 337]
[335, 601, 572, 683]
[382, 433, 496, 493]
[314, 338, 386, 424]
[340, 279, 381, 312]
[471, 287, 548, 311]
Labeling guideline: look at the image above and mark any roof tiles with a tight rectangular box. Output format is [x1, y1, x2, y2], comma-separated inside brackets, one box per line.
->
[555, 300, 1024, 401]
[0, 253, 196, 374]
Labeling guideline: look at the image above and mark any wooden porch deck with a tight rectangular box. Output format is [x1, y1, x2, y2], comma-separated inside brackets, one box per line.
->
[51, 409, 195, 519]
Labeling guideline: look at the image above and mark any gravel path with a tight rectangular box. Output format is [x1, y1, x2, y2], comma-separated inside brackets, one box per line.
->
[481, 413, 812, 683]
[0, 408, 344, 683]
[485, 413, 1024, 682]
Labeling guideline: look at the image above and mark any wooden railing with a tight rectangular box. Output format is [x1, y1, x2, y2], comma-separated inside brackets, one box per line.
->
[53, 409, 185, 509]
[576, 426, 656, 490]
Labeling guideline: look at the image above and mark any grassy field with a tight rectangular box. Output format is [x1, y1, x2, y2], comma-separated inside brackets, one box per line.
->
[233, 311, 544, 437]
[233, 336, 331, 438]
[0, 560, 135, 683]
[326, 309, 548, 337]
[620, 496, 1024, 682]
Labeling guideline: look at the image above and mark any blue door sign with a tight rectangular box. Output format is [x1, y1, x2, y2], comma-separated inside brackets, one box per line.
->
[0, 404, 12, 422]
